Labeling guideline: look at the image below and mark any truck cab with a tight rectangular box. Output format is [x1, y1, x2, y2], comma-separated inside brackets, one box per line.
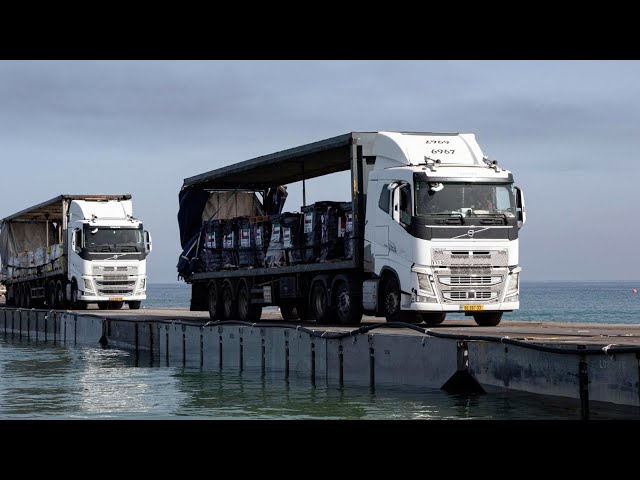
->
[0, 195, 151, 311]
[363, 132, 526, 326]
[67, 199, 152, 309]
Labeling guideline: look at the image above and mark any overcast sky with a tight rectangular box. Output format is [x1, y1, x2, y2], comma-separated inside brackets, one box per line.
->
[1, 60, 638, 282]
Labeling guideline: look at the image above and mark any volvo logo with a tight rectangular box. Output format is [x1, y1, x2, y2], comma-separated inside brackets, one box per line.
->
[452, 227, 490, 240]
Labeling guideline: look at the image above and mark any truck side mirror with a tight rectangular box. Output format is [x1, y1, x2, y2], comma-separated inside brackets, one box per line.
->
[515, 186, 526, 227]
[145, 230, 153, 253]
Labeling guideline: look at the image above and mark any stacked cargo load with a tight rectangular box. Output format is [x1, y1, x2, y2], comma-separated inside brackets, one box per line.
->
[237, 217, 256, 268]
[46, 244, 60, 272]
[264, 214, 285, 268]
[221, 219, 239, 269]
[201, 220, 223, 272]
[281, 213, 303, 266]
[253, 218, 268, 268]
[339, 202, 354, 260]
[319, 203, 343, 262]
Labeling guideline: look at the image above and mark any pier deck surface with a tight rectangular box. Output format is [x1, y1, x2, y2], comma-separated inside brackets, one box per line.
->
[62, 306, 640, 347]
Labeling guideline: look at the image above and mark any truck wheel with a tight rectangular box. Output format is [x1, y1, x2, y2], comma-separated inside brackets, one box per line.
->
[237, 281, 261, 322]
[57, 280, 68, 309]
[207, 282, 221, 321]
[420, 313, 446, 326]
[111, 302, 124, 310]
[97, 302, 109, 310]
[222, 282, 236, 320]
[280, 305, 299, 321]
[311, 281, 333, 324]
[333, 280, 363, 325]
[473, 312, 503, 326]
[128, 301, 142, 310]
[47, 281, 56, 308]
[70, 281, 85, 310]
[383, 277, 421, 323]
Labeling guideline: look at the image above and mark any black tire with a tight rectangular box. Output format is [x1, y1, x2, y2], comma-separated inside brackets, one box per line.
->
[311, 281, 333, 324]
[111, 301, 124, 310]
[420, 312, 446, 326]
[333, 280, 363, 326]
[222, 282, 236, 320]
[71, 281, 85, 310]
[47, 280, 56, 308]
[128, 301, 142, 310]
[280, 305, 299, 321]
[382, 276, 420, 323]
[56, 280, 67, 309]
[207, 282, 220, 321]
[237, 282, 261, 322]
[97, 302, 110, 310]
[473, 312, 503, 327]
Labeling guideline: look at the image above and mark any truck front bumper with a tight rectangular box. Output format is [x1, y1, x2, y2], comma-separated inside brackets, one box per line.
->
[79, 292, 147, 302]
[407, 300, 519, 312]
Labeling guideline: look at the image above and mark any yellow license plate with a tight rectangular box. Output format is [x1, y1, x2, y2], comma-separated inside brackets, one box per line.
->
[110, 297, 124, 302]
[462, 305, 484, 311]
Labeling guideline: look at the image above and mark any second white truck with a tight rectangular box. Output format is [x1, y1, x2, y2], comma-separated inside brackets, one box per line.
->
[0, 195, 152, 310]
[178, 131, 526, 326]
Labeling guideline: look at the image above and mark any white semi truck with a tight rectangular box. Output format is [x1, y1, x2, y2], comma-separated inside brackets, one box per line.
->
[0, 195, 152, 310]
[179, 131, 526, 326]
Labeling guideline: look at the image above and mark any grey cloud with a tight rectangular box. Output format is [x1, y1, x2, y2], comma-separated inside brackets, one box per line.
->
[1, 60, 640, 282]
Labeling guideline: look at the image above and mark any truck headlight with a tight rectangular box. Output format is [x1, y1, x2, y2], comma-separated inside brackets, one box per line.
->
[417, 273, 434, 295]
[83, 278, 94, 292]
[138, 278, 146, 292]
[506, 272, 519, 296]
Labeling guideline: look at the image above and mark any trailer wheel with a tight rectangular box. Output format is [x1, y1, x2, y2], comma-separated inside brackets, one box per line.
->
[383, 277, 421, 323]
[207, 282, 221, 321]
[222, 282, 236, 320]
[473, 312, 502, 327]
[237, 281, 261, 322]
[420, 313, 446, 326]
[311, 281, 333, 324]
[111, 302, 124, 310]
[47, 281, 56, 308]
[333, 280, 363, 326]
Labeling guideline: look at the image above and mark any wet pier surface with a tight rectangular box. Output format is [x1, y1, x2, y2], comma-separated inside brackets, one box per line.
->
[86, 307, 640, 347]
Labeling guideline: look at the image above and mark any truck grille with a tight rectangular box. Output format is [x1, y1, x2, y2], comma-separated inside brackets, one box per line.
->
[432, 248, 508, 267]
[444, 291, 496, 301]
[439, 276, 501, 286]
[93, 265, 139, 275]
[96, 279, 136, 296]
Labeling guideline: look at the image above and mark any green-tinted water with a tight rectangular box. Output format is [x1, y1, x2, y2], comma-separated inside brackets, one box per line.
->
[0, 336, 602, 420]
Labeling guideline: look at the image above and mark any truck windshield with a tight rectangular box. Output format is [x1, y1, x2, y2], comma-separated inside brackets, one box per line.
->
[415, 182, 516, 217]
[83, 227, 144, 252]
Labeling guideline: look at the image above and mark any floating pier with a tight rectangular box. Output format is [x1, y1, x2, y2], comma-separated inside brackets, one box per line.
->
[2, 305, 640, 419]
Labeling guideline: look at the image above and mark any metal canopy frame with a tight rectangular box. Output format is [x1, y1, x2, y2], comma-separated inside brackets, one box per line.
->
[182, 133, 364, 190]
[2, 194, 132, 223]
